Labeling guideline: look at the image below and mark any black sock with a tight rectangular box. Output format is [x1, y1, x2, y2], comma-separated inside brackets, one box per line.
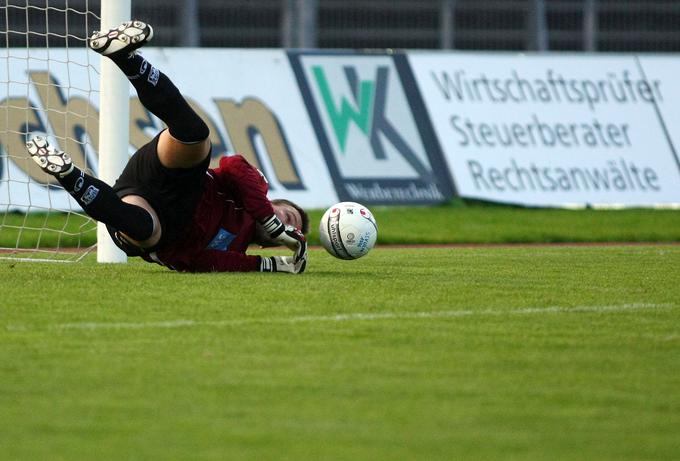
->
[109, 53, 209, 143]
[58, 168, 154, 242]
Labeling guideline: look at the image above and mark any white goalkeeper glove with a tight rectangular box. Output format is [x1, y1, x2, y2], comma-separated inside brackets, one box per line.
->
[259, 255, 307, 274]
[260, 214, 307, 264]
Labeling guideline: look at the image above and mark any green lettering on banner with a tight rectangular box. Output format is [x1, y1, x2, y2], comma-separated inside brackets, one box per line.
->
[312, 66, 374, 153]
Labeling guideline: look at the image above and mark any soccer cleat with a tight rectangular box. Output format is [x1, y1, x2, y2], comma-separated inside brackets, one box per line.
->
[26, 136, 74, 177]
[88, 20, 153, 58]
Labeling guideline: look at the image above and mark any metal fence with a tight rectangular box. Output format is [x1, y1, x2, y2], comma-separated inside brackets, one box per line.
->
[3, 0, 680, 51]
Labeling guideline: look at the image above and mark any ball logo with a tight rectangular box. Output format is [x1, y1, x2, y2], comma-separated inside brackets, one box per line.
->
[346, 232, 355, 244]
[328, 214, 350, 259]
[358, 233, 371, 251]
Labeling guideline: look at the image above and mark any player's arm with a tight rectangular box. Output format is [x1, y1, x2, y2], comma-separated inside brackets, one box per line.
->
[215, 155, 306, 263]
[191, 249, 305, 274]
[215, 155, 275, 221]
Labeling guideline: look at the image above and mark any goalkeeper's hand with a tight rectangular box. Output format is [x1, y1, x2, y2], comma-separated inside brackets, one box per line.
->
[259, 255, 307, 274]
[260, 214, 307, 264]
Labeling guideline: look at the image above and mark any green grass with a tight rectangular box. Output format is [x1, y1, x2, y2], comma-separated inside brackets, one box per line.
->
[359, 204, 680, 244]
[2, 204, 680, 249]
[2, 245, 679, 460]
[0, 211, 95, 248]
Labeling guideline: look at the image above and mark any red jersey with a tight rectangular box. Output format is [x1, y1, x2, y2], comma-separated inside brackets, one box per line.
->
[146, 155, 274, 272]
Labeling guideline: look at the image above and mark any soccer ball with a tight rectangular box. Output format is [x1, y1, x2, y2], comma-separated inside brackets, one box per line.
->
[319, 202, 378, 260]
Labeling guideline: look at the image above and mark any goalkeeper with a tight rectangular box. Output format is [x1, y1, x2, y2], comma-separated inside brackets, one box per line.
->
[26, 20, 308, 273]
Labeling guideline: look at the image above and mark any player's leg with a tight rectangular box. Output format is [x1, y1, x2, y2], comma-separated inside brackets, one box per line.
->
[89, 20, 210, 169]
[26, 136, 156, 244]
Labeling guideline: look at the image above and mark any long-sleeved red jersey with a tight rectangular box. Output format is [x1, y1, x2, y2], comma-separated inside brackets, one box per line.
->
[143, 154, 275, 272]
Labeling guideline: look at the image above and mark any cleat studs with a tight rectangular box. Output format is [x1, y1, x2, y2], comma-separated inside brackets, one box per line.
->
[90, 20, 151, 56]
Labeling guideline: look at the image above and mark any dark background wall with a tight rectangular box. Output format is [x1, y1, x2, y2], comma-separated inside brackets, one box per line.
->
[3, 0, 680, 52]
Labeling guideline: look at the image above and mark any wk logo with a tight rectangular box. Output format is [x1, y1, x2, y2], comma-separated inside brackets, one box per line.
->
[291, 52, 453, 205]
[311, 65, 431, 177]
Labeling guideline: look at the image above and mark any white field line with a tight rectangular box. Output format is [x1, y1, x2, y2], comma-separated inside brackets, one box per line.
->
[18, 302, 672, 332]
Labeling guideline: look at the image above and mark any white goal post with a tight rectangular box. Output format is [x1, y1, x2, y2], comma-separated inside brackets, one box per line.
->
[0, 0, 131, 263]
[97, 0, 131, 263]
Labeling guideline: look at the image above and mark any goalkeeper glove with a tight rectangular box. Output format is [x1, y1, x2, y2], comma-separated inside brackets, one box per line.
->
[260, 214, 307, 264]
[259, 255, 307, 274]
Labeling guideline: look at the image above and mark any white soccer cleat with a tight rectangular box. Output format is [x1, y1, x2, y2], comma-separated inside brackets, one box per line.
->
[26, 136, 74, 177]
[88, 20, 153, 58]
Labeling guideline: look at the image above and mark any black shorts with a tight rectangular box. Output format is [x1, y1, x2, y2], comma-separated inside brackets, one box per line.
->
[108, 131, 211, 254]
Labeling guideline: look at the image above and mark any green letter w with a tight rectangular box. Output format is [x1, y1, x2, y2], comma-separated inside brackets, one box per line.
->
[312, 66, 374, 154]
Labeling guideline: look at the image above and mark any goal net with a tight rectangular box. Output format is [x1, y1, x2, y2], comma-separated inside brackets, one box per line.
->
[0, 1, 113, 262]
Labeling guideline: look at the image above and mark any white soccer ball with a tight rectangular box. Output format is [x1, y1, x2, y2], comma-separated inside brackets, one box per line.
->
[319, 202, 378, 260]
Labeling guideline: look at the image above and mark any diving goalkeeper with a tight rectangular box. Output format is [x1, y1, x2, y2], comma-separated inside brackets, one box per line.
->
[26, 20, 308, 273]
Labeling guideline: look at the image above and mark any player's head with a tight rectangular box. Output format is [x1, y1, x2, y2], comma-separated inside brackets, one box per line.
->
[271, 198, 309, 234]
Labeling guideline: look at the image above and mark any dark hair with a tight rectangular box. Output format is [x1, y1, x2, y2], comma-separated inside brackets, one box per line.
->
[271, 198, 310, 235]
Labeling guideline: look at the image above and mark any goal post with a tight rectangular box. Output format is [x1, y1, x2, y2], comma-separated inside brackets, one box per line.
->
[0, 0, 132, 263]
[97, 0, 131, 263]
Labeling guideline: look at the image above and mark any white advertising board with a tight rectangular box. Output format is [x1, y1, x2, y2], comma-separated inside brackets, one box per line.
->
[0, 49, 338, 211]
[408, 52, 680, 207]
[5, 49, 680, 211]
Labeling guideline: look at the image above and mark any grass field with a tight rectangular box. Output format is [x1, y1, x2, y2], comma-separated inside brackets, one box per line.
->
[2, 244, 679, 460]
[3, 203, 680, 249]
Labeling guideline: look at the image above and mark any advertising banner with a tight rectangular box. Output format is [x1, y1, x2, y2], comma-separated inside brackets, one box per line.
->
[4, 49, 680, 212]
[1, 48, 99, 213]
[0, 49, 339, 211]
[408, 52, 680, 207]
